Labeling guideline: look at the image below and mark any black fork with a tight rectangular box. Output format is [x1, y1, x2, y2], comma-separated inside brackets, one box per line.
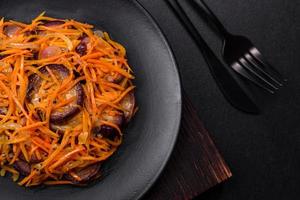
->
[190, 0, 285, 94]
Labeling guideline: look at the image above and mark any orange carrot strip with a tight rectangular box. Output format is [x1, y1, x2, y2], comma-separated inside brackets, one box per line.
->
[45, 66, 60, 85]
[31, 137, 51, 151]
[81, 52, 104, 60]
[87, 59, 134, 78]
[49, 146, 84, 171]
[52, 96, 76, 109]
[18, 170, 36, 186]
[17, 122, 46, 132]
[25, 52, 68, 64]
[41, 130, 71, 168]
[9, 144, 21, 164]
[19, 142, 29, 162]
[44, 180, 73, 185]
[1, 166, 19, 174]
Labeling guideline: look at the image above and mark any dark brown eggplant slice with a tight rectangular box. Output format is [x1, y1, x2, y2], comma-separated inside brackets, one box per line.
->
[92, 92, 135, 139]
[26, 64, 69, 99]
[3, 25, 22, 38]
[75, 35, 89, 56]
[75, 42, 87, 56]
[41, 20, 65, 27]
[50, 111, 83, 133]
[13, 160, 31, 176]
[40, 46, 62, 59]
[119, 91, 135, 123]
[0, 54, 8, 60]
[19, 153, 40, 164]
[64, 163, 101, 184]
[0, 107, 8, 115]
[24, 29, 45, 37]
[92, 125, 119, 141]
[0, 95, 9, 115]
[93, 29, 104, 38]
[101, 110, 124, 127]
[26, 64, 84, 124]
[104, 72, 124, 83]
[92, 109, 124, 140]
[104, 64, 127, 83]
[50, 83, 84, 124]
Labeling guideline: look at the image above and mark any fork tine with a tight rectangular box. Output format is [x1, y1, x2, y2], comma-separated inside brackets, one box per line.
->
[245, 53, 283, 87]
[231, 62, 275, 94]
[250, 47, 286, 81]
[239, 57, 279, 90]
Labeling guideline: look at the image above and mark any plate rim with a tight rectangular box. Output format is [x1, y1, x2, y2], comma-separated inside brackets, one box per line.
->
[133, 1, 182, 199]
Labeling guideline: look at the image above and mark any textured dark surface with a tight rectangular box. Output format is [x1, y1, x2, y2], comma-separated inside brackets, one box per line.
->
[139, 0, 300, 199]
[144, 93, 232, 200]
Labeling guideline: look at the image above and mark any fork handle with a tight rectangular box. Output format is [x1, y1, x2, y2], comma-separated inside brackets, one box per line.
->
[190, 0, 230, 39]
[166, 0, 259, 114]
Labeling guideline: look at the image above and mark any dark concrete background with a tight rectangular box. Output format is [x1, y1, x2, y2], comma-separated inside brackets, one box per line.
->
[138, 0, 300, 199]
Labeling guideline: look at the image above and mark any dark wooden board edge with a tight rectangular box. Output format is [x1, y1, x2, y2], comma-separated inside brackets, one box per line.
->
[143, 93, 232, 200]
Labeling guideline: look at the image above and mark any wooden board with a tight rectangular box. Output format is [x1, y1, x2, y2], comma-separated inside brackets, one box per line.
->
[143, 93, 232, 200]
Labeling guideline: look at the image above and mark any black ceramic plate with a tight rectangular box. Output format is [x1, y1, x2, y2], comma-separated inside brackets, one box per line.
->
[0, 0, 181, 199]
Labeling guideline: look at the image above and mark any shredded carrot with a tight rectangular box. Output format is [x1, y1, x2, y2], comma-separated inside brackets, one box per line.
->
[52, 96, 76, 109]
[49, 146, 84, 171]
[88, 59, 134, 78]
[1, 165, 19, 174]
[0, 12, 136, 187]
[16, 121, 46, 132]
[19, 142, 29, 162]
[9, 20, 28, 28]
[69, 172, 82, 181]
[9, 144, 21, 164]
[18, 170, 36, 186]
[29, 145, 38, 159]
[45, 66, 60, 85]
[35, 149, 42, 160]
[44, 180, 73, 185]
[81, 52, 104, 60]
[31, 137, 51, 152]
